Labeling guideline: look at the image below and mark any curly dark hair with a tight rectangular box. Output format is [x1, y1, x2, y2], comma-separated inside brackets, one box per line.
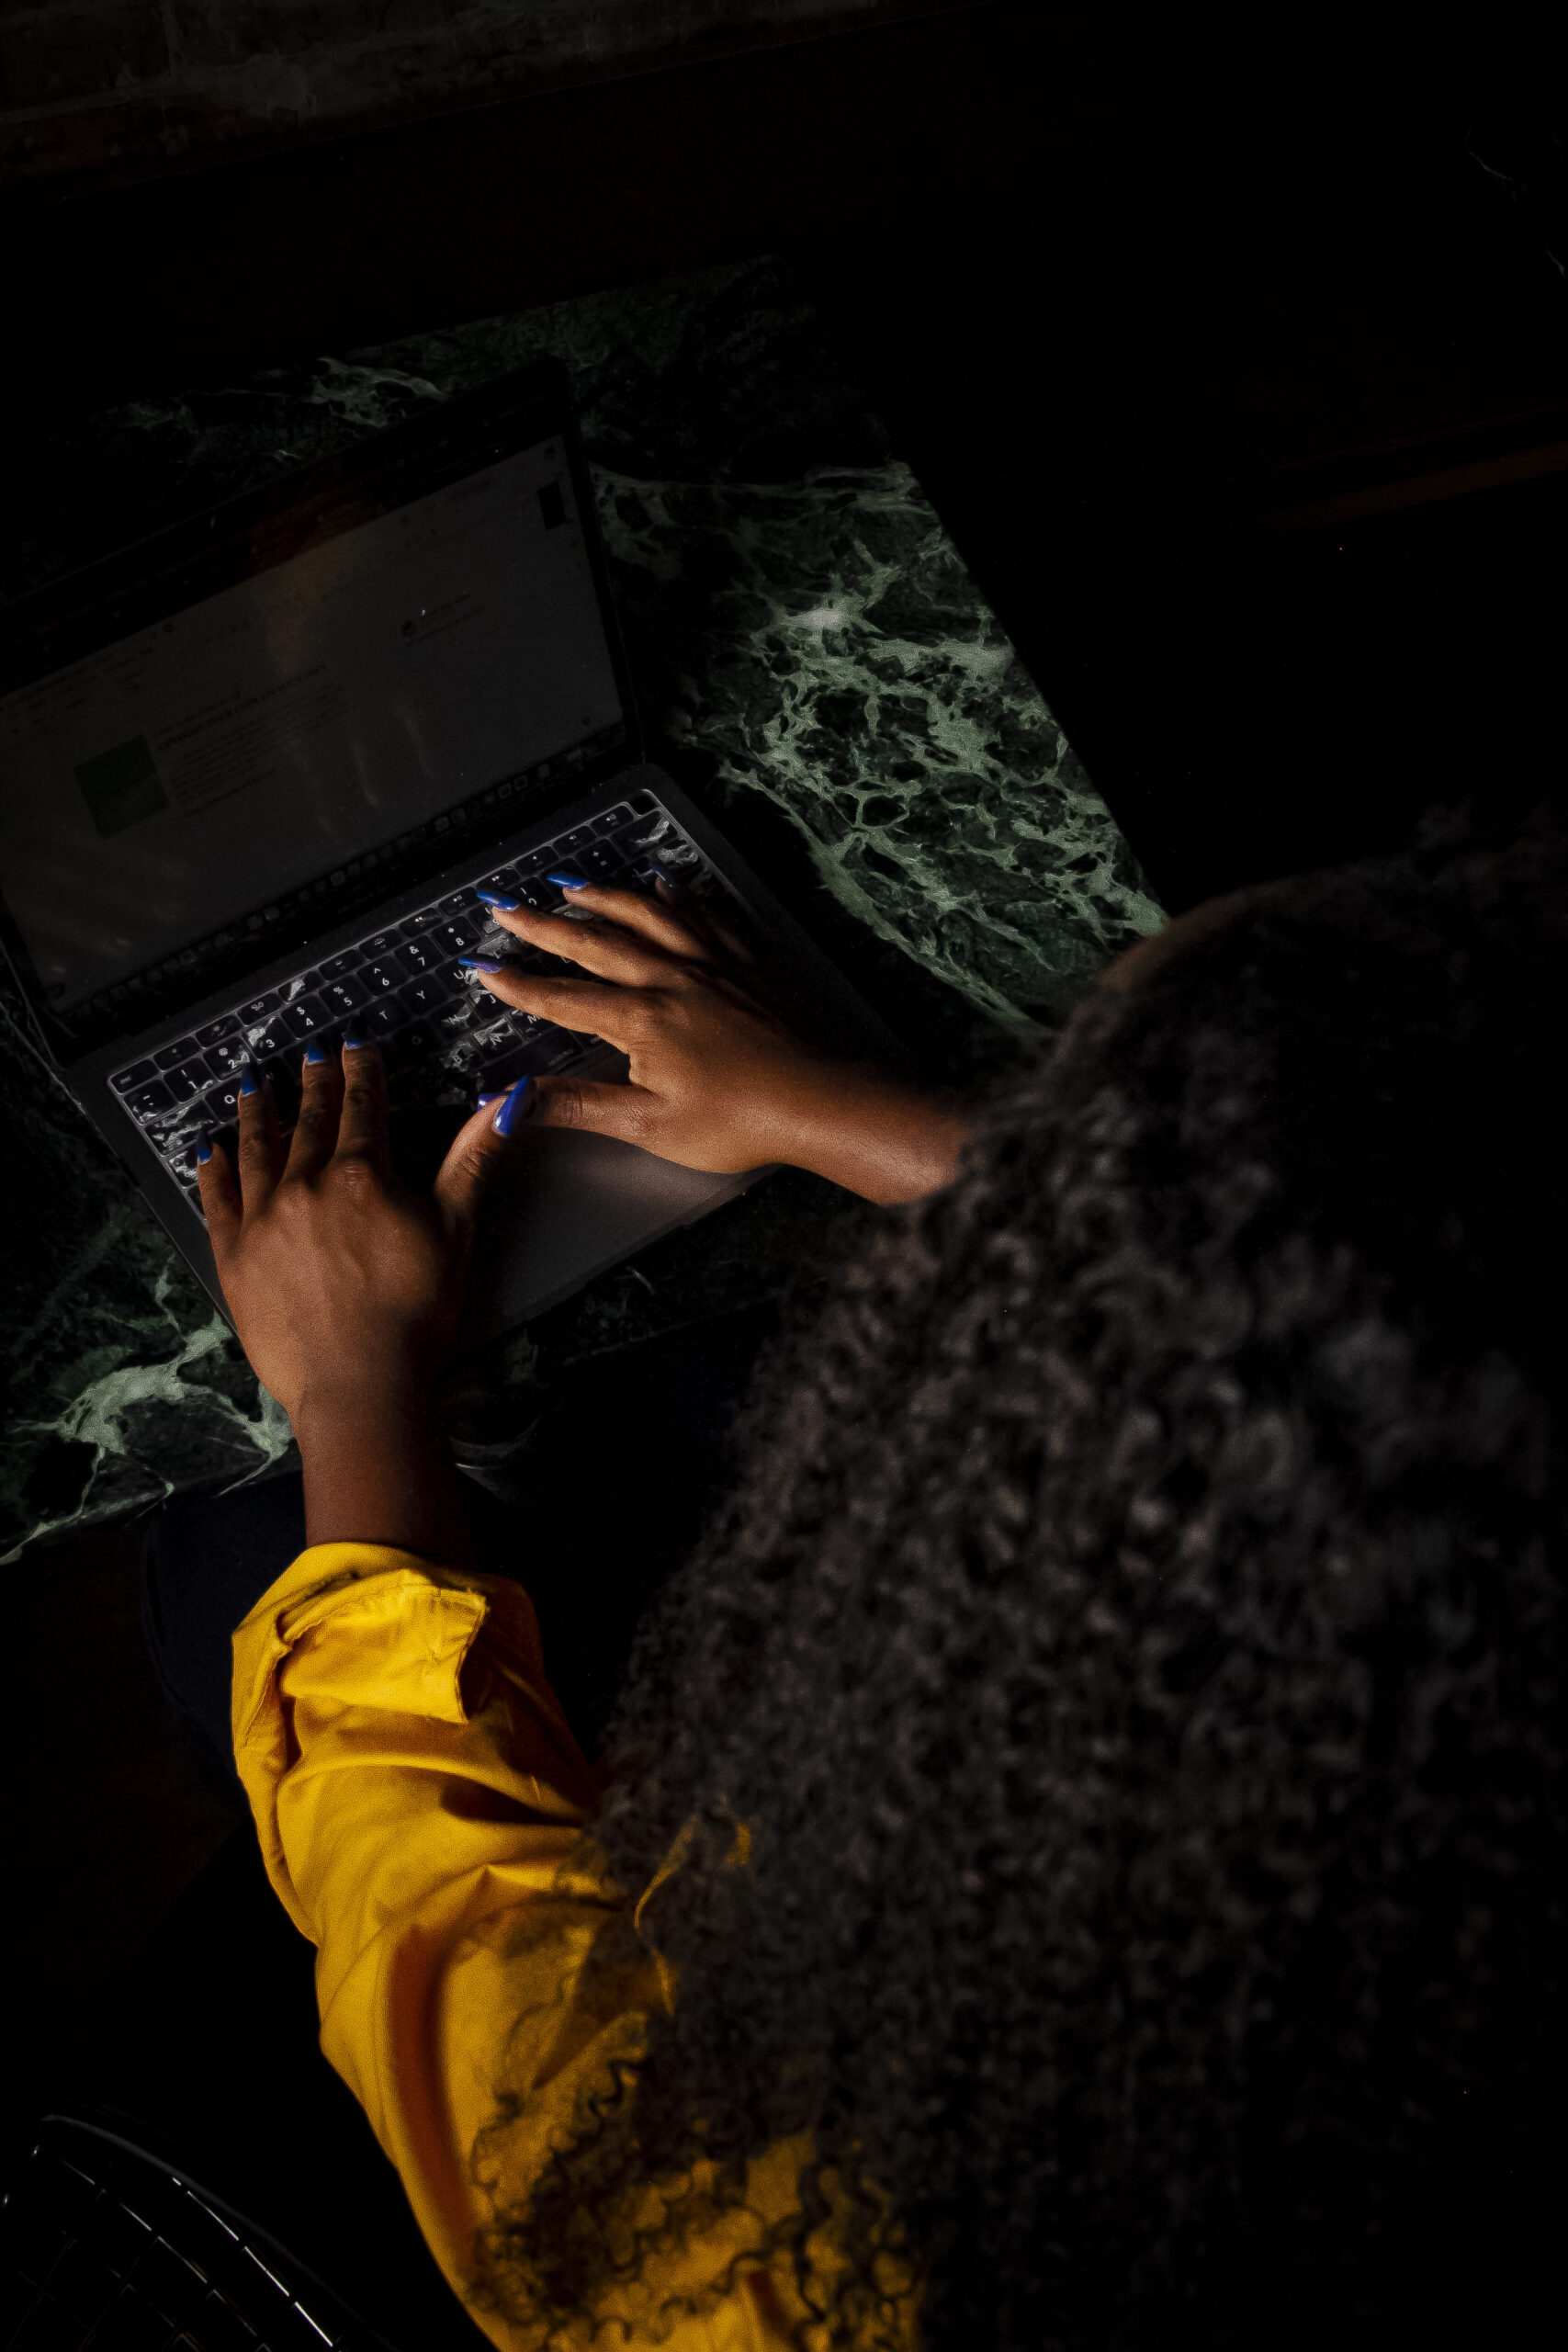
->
[479, 811, 1567, 2350]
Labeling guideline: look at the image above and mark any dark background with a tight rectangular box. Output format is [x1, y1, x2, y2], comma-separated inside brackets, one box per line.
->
[6, 0, 1565, 2165]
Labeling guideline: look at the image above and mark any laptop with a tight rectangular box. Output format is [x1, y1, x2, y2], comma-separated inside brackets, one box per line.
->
[0, 359, 897, 1334]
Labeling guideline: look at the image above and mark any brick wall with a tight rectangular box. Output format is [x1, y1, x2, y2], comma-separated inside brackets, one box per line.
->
[2, 0, 979, 189]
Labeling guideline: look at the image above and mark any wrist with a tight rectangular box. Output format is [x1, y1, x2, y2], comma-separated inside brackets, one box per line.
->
[290, 1374, 476, 1566]
[762, 1058, 972, 1204]
[290, 1367, 438, 1451]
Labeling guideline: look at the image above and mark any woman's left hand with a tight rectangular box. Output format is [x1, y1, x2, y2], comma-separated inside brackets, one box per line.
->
[197, 1037, 519, 1556]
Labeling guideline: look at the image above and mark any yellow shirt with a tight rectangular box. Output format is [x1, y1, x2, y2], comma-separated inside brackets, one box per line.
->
[232, 1544, 910, 2352]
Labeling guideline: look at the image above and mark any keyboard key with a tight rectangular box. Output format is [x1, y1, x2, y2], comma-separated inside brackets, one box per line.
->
[359, 929, 401, 958]
[318, 974, 369, 1019]
[163, 1057, 211, 1105]
[153, 1037, 197, 1071]
[398, 972, 460, 1019]
[111, 1058, 158, 1094]
[515, 846, 554, 876]
[395, 1021, 437, 1065]
[581, 841, 627, 881]
[478, 865, 520, 892]
[432, 915, 480, 955]
[512, 877, 558, 912]
[477, 1040, 550, 1089]
[195, 1014, 240, 1049]
[316, 951, 361, 981]
[205, 1076, 244, 1124]
[277, 994, 333, 1045]
[201, 1030, 250, 1075]
[439, 891, 474, 914]
[591, 805, 632, 834]
[367, 998, 410, 1040]
[554, 824, 593, 852]
[125, 1079, 175, 1122]
[237, 989, 282, 1023]
[399, 907, 443, 935]
[361, 961, 402, 996]
[242, 1017, 291, 1058]
[396, 937, 441, 976]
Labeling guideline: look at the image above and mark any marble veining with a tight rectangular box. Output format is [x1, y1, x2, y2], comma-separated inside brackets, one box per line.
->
[0, 256, 1161, 1557]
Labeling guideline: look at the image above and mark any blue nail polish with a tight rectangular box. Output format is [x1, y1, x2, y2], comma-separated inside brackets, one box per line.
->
[343, 1020, 368, 1049]
[547, 873, 589, 890]
[239, 1064, 259, 1097]
[458, 955, 504, 974]
[492, 1075, 534, 1136]
[477, 1091, 502, 1108]
[196, 1133, 213, 1165]
[475, 888, 521, 911]
[304, 1038, 328, 1065]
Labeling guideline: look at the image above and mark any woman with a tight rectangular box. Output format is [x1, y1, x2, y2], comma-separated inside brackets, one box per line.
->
[204, 818, 1564, 2352]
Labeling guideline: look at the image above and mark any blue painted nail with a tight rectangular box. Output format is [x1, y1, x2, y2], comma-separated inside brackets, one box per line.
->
[343, 1020, 369, 1048]
[477, 1091, 503, 1108]
[458, 955, 504, 974]
[475, 889, 521, 911]
[239, 1063, 260, 1096]
[492, 1075, 534, 1136]
[304, 1038, 328, 1065]
[547, 872, 589, 890]
[196, 1133, 213, 1165]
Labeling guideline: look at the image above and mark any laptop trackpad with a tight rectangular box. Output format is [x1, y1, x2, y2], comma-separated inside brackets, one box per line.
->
[477, 1125, 759, 1333]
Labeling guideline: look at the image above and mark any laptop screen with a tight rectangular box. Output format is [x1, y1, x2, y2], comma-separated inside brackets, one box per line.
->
[0, 434, 624, 1019]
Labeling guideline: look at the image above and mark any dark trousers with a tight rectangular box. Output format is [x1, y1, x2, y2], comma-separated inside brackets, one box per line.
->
[78, 1305, 775, 2351]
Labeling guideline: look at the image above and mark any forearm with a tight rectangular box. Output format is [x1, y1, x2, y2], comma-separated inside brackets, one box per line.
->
[771, 1064, 974, 1204]
[294, 1380, 476, 1566]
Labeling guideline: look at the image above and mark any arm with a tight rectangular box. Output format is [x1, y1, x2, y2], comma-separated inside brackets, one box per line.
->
[201, 1049, 662, 2336]
[461, 877, 974, 1204]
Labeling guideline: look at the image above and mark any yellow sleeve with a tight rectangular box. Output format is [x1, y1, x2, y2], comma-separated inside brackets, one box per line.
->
[231, 1544, 655, 2346]
[231, 1545, 877, 2352]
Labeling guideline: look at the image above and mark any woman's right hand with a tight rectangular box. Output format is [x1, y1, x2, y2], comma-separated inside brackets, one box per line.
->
[463, 879, 972, 1204]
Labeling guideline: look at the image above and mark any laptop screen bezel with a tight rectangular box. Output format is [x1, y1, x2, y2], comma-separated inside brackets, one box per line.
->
[0, 356, 644, 1065]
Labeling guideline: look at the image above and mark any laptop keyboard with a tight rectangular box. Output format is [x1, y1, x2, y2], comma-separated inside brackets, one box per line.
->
[107, 789, 712, 1208]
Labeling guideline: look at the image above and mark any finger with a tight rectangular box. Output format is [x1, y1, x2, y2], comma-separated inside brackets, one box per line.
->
[285, 1038, 345, 1180]
[432, 1076, 540, 1242]
[486, 880, 716, 966]
[528, 1075, 659, 1145]
[195, 1127, 240, 1253]
[463, 908, 667, 989]
[653, 876, 755, 967]
[466, 963, 643, 1046]
[234, 1064, 283, 1210]
[334, 1024, 391, 1169]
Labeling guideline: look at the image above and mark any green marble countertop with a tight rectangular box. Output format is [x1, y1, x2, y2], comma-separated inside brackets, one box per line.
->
[0, 256, 1161, 1560]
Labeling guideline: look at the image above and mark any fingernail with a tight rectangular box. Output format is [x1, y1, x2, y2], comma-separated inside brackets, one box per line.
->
[547, 873, 589, 890]
[196, 1133, 213, 1165]
[239, 1063, 260, 1097]
[477, 1091, 503, 1108]
[343, 1020, 368, 1049]
[475, 889, 521, 911]
[492, 1075, 534, 1136]
[304, 1038, 328, 1065]
[458, 956, 504, 974]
